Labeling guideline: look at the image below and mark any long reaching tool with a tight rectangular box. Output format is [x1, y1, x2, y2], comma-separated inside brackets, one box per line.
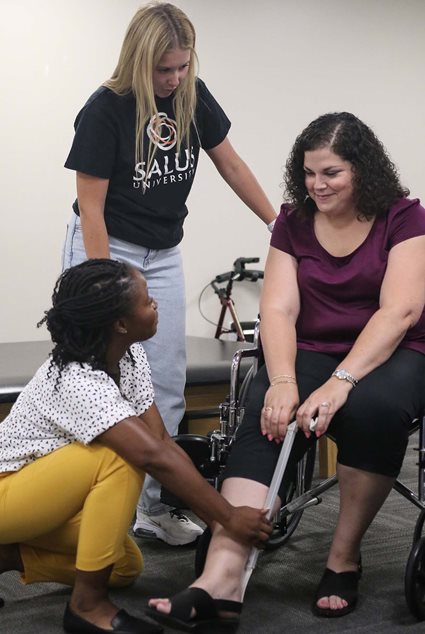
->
[241, 417, 318, 597]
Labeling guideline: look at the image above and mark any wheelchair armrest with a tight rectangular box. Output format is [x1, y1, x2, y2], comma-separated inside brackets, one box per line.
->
[228, 318, 263, 405]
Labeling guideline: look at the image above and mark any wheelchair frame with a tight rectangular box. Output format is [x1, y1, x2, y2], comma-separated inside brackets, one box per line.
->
[203, 322, 425, 620]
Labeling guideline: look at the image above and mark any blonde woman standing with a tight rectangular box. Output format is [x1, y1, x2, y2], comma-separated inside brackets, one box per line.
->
[63, 2, 276, 546]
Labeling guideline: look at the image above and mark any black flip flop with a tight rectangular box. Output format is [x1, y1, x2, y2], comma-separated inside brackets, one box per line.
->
[146, 587, 242, 632]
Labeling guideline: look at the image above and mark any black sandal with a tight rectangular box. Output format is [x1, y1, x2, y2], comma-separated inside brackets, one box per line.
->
[312, 567, 361, 618]
[146, 587, 242, 632]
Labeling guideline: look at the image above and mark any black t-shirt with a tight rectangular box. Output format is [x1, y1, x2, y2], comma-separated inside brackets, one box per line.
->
[65, 79, 231, 249]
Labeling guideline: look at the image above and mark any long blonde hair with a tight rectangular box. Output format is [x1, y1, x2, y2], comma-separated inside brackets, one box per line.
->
[104, 2, 198, 180]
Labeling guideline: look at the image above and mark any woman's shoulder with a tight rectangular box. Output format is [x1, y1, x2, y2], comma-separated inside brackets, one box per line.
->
[127, 343, 150, 369]
[194, 77, 221, 109]
[279, 203, 297, 215]
[195, 77, 208, 95]
[277, 203, 305, 225]
[388, 197, 425, 224]
[384, 197, 425, 247]
[77, 86, 135, 119]
[54, 361, 112, 389]
[17, 359, 111, 407]
[390, 196, 423, 211]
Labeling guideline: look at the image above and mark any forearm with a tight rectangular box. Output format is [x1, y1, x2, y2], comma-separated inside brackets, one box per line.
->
[260, 309, 298, 380]
[217, 160, 276, 224]
[79, 210, 110, 259]
[337, 308, 413, 380]
[76, 172, 110, 258]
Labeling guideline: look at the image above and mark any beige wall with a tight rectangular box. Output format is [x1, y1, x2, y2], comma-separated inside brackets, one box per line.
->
[1, 0, 424, 342]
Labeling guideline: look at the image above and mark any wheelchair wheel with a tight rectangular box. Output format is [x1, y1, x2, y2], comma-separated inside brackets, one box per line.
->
[405, 536, 425, 620]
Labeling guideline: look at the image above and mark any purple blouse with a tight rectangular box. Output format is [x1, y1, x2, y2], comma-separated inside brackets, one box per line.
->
[270, 198, 425, 355]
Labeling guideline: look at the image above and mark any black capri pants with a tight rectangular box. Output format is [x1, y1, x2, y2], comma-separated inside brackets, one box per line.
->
[224, 348, 425, 499]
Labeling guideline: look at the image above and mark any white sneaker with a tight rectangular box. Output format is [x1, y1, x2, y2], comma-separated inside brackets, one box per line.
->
[133, 509, 204, 546]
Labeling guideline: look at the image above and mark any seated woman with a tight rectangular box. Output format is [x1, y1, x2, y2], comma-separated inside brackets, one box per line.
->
[0, 259, 272, 634]
[147, 112, 425, 629]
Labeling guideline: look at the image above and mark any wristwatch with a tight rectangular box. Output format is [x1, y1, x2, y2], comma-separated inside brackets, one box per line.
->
[331, 369, 358, 388]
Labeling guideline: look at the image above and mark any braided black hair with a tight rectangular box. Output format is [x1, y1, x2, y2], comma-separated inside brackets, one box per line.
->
[38, 259, 137, 382]
[284, 112, 409, 220]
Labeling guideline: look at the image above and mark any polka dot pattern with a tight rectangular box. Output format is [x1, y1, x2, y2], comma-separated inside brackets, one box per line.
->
[0, 343, 154, 472]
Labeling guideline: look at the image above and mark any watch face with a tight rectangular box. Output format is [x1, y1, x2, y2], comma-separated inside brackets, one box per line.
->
[332, 369, 357, 386]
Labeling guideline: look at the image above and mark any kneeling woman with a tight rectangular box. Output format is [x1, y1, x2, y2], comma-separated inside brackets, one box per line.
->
[0, 259, 271, 634]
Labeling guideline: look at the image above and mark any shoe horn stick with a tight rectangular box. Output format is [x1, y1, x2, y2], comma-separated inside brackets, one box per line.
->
[241, 421, 298, 598]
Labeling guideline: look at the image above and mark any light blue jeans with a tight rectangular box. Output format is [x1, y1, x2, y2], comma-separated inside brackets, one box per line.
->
[62, 214, 186, 515]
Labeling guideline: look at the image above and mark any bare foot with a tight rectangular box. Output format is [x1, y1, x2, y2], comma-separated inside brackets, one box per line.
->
[316, 594, 348, 611]
[148, 597, 176, 616]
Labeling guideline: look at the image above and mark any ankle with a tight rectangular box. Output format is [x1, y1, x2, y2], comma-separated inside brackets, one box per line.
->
[191, 579, 242, 603]
[68, 598, 119, 630]
[70, 591, 110, 611]
[327, 554, 360, 573]
[0, 544, 23, 573]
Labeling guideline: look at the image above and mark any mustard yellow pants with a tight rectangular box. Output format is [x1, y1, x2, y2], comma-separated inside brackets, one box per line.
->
[0, 442, 144, 587]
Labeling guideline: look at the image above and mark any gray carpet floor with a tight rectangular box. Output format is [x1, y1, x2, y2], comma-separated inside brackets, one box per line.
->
[1, 435, 425, 633]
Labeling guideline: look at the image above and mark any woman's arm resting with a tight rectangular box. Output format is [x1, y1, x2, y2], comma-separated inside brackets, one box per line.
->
[259, 247, 301, 439]
[99, 415, 272, 545]
[206, 137, 276, 224]
[76, 172, 110, 258]
[333, 235, 425, 379]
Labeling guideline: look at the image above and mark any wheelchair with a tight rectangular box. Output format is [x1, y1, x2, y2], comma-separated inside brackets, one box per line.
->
[163, 323, 425, 621]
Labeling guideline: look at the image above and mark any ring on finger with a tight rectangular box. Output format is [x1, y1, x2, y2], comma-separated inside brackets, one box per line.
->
[319, 401, 330, 408]
[264, 406, 273, 412]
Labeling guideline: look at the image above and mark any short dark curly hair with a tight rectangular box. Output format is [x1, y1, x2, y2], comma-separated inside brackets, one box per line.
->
[284, 112, 409, 220]
[38, 259, 137, 383]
